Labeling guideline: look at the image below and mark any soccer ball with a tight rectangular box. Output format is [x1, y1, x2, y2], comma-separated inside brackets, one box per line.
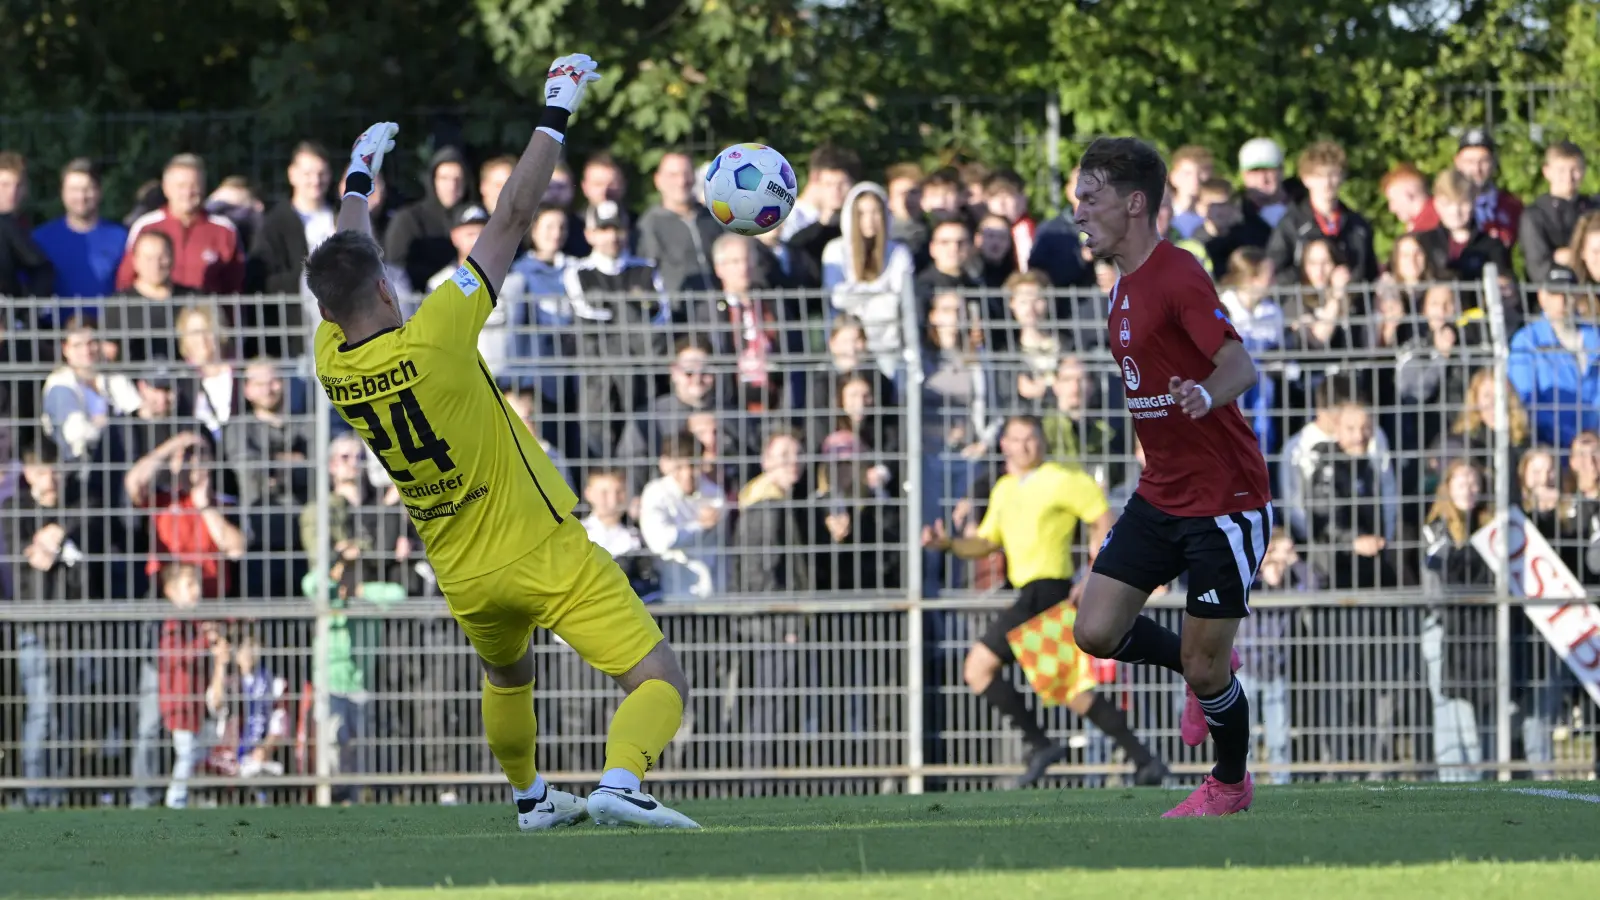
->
[703, 143, 797, 236]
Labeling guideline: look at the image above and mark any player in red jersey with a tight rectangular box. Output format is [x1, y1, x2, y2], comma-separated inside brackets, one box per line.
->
[1068, 137, 1274, 818]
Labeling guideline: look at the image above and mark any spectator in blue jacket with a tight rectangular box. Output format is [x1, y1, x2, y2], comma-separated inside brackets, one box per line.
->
[1508, 266, 1600, 450]
[32, 159, 127, 322]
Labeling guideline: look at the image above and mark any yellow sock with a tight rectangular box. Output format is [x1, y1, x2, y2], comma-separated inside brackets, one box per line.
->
[603, 679, 684, 780]
[482, 678, 538, 791]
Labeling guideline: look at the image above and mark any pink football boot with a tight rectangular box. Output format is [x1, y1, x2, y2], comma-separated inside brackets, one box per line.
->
[1162, 774, 1254, 818]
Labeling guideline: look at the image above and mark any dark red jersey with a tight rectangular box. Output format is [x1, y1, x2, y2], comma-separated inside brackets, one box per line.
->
[1108, 240, 1271, 517]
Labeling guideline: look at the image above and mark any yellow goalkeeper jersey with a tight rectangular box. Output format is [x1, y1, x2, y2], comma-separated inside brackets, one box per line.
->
[313, 258, 577, 583]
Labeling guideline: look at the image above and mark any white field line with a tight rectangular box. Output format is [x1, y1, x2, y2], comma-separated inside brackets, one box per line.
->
[1364, 785, 1600, 804]
[1508, 788, 1600, 804]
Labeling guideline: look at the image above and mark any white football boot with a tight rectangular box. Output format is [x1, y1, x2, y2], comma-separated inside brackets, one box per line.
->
[516, 787, 589, 831]
[587, 787, 700, 829]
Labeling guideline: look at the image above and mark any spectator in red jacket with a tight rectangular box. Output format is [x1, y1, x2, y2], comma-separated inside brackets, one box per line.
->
[126, 431, 247, 597]
[1380, 163, 1440, 236]
[116, 154, 245, 295]
[1454, 128, 1523, 250]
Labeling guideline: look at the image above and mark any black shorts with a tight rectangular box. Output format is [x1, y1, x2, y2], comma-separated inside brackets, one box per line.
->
[1091, 494, 1273, 619]
[979, 578, 1074, 664]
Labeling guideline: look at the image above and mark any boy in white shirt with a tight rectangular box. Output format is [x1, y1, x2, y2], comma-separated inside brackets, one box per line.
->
[638, 432, 727, 601]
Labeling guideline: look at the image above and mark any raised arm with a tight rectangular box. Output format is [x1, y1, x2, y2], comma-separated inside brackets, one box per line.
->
[125, 431, 206, 508]
[336, 122, 400, 239]
[471, 54, 601, 294]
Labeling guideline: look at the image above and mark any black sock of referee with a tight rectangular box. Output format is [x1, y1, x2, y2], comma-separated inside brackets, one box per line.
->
[1106, 616, 1184, 674]
[1196, 676, 1251, 784]
[1082, 693, 1155, 767]
[981, 679, 1052, 751]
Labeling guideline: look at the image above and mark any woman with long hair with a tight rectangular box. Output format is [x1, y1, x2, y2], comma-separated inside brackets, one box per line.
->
[1518, 446, 1577, 548]
[1430, 367, 1531, 499]
[811, 451, 903, 593]
[823, 183, 915, 374]
[1288, 235, 1356, 352]
[174, 304, 236, 441]
[1563, 431, 1600, 586]
[1571, 430, 1600, 504]
[921, 289, 997, 460]
[1512, 445, 1584, 770]
[1373, 233, 1443, 349]
[918, 289, 997, 593]
[1422, 461, 1494, 593]
[1389, 232, 1444, 289]
[832, 371, 901, 494]
[1420, 459, 1497, 776]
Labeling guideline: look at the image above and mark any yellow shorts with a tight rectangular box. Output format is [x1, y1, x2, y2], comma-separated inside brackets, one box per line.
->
[437, 516, 664, 675]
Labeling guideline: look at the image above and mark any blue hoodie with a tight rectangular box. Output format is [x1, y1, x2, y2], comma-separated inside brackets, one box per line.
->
[1507, 317, 1600, 450]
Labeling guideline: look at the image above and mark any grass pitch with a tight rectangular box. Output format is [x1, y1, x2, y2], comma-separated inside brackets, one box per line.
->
[2, 783, 1597, 899]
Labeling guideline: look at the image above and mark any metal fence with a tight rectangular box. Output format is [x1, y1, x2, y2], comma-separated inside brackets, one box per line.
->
[2, 272, 1598, 808]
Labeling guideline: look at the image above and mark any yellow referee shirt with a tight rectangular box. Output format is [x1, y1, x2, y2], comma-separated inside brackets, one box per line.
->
[314, 258, 578, 584]
[975, 461, 1109, 586]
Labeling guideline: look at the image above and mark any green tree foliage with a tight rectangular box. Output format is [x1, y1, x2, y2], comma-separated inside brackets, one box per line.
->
[0, 0, 1593, 229]
[1550, 1, 1600, 157]
[1051, 0, 1587, 243]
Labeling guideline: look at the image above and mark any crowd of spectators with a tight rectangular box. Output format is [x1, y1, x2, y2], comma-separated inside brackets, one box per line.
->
[3, 125, 1600, 805]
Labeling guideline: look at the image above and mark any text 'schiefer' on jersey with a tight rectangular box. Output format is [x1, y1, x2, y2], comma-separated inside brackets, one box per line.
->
[1107, 240, 1272, 517]
[313, 258, 578, 583]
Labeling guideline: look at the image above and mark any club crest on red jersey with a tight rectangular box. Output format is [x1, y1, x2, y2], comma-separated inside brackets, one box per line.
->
[1121, 356, 1141, 390]
[1119, 318, 1131, 347]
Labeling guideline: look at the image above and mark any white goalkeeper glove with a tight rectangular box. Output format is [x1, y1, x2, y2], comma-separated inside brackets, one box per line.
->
[345, 122, 398, 199]
[538, 54, 601, 144]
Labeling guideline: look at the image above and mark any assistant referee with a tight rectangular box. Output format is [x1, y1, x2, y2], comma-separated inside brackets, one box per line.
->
[923, 415, 1169, 788]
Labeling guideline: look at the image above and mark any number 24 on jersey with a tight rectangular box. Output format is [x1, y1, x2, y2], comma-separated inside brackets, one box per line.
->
[345, 388, 456, 482]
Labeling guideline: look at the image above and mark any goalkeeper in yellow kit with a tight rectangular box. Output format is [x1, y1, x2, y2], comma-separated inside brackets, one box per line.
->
[307, 54, 696, 831]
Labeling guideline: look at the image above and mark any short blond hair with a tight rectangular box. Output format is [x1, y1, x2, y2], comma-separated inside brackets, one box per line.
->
[1433, 169, 1475, 204]
[1171, 145, 1215, 170]
[1297, 141, 1346, 175]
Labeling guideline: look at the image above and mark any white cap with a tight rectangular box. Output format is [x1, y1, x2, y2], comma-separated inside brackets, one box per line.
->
[1238, 138, 1284, 172]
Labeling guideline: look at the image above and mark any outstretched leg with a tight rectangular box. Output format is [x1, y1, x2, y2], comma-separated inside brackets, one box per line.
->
[480, 651, 588, 831]
[586, 640, 700, 829]
[601, 640, 690, 792]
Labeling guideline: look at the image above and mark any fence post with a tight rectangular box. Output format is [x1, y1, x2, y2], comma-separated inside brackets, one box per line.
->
[1482, 266, 1514, 782]
[900, 279, 926, 795]
[310, 346, 335, 807]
